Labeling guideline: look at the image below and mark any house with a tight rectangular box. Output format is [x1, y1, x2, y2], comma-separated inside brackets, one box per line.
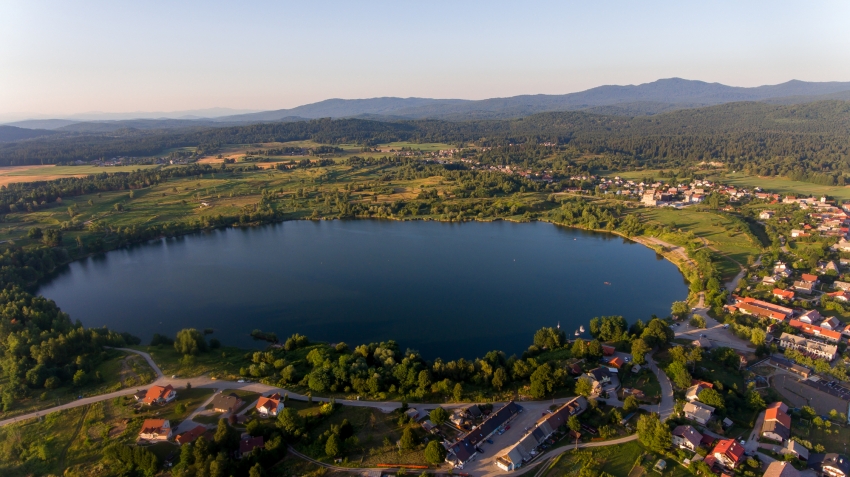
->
[238, 436, 264, 458]
[794, 281, 815, 294]
[767, 356, 812, 378]
[802, 273, 819, 284]
[798, 310, 823, 325]
[712, 439, 745, 469]
[760, 211, 775, 220]
[773, 288, 795, 301]
[585, 367, 618, 394]
[809, 453, 850, 477]
[683, 402, 715, 425]
[139, 419, 172, 441]
[608, 357, 625, 368]
[821, 317, 842, 331]
[464, 404, 483, 419]
[133, 389, 147, 401]
[828, 291, 850, 302]
[256, 393, 284, 417]
[405, 407, 422, 421]
[175, 425, 207, 445]
[779, 333, 838, 361]
[601, 345, 616, 356]
[142, 385, 177, 405]
[496, 444, 526, 471]
[685, 384, 706, 402]
[672, 425, 703, 451]
[764, 461, 801, 477]
[731, 296, 792, 320]
[762, 403, 792, 442]
[783, 440, 809, 461]
[211, 393, 243, 413]
[788, 320, 842, 342]
[834, 281, 850, 291]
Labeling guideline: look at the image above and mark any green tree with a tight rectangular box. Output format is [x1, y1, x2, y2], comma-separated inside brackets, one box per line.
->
[174, 328, 207, 355]
[623, 395, 639, 413]
[568, 415, 581, 433]
[671, 301, 689, 319]
[492, 367, 507, 390]
[430, 407, 449, 426]
[424, 440, 447, 464]
[249, 463, 264, 477]
[631, 338, 650, 365]
[746, 390, 766, 410]
[666, 361, 692, 389]
[325, 434, 341, 457]
[529, 363, 555, 398]
[533, 327, 566, 349]
[697, 388, 725, 410]
[73, 369, 87, 386]
[452, 383, 463, 402]
[689, 315, 706, 328]
[214, 418, 232, 446]
[399, 427, 416, 450]
[575, 376, 594, 397]
[277, 407, 306, 437]
[636, 414, 671, 452]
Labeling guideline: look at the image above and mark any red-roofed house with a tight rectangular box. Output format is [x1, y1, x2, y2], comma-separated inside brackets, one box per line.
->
[762, 404, 792, 442]
[788, 320, 842, 342]
[175, 425, 206, 445]
[142, 385, 176, 405]
[601, 345, 615, 356]
[773, 288, 795, 301]
[608, 357, 625, 368]
[712, 439, 746, 469]
[256, 393, 285, 417]
[139, 419, 172, 441]
[801, 274, 819, 284]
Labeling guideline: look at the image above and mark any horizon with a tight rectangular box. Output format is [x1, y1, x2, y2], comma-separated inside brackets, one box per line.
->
[3, 1, 849, 119]
[4, 76, 850, 123]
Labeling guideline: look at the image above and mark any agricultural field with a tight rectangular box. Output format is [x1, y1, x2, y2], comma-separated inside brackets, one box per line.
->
[709, 172, 850, 201]
[0, 164, 160, 187]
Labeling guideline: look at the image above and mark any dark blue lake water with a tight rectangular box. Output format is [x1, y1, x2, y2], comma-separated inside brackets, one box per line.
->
[38, 220, 688, 359]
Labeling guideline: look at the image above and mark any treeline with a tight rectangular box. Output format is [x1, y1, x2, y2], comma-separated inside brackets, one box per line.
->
[3, 101, 849, 180]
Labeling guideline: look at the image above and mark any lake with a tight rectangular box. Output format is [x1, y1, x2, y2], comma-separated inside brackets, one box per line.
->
[38, 220, 688, 359]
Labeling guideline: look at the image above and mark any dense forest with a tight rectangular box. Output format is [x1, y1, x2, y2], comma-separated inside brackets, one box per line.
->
[1, 101, 849, 182]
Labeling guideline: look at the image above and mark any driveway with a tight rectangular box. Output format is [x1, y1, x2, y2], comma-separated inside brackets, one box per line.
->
[745, 411, 765, 454]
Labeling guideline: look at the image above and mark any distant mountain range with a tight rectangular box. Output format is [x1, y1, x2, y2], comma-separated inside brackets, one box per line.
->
[4, 78, 850, 134]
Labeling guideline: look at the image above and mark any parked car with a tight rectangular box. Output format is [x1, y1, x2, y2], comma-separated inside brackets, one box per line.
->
[486, 439, 493, 444]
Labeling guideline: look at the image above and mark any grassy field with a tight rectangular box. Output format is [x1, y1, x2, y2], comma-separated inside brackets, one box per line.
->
[377, 141, 456, 152]
[710, 173, 850, 200]
[640, 207, 762, 280]
[0, 349, 156, 419]
[130, 344, 248, 379]
[619, 367, 662, 402]
[533, 440, 692, 477]
[293, 404, 431, 467]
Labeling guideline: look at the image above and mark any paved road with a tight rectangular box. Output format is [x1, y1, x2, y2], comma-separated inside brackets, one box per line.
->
[675, 306, 753, 352]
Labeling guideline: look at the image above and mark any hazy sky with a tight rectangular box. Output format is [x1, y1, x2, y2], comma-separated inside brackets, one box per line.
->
[2, 0, 849, 117]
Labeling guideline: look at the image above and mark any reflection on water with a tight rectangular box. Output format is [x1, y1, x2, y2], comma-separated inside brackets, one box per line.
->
[38, 220, 688, 360]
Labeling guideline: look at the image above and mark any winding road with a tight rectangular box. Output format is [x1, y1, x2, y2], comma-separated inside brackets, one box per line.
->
[0, 346, 677, 476]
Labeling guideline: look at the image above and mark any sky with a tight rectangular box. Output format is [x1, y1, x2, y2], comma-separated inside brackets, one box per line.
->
[2, 0, 849, 119]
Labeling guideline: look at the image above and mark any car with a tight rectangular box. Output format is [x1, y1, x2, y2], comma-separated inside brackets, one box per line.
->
[487, 439, 494, 444]
[237, 379, 245, 383]
[700, 334, 707, 338]
[723, 324, 730, 329]
[505, 425, 510, 430]
[740, 440, 746, 446]
[624, 356, 631, 362]
[171, 375, 178, 378]
[476, 447, 484, 454]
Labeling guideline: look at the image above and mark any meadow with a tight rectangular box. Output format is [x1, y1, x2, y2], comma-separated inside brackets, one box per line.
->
[709, 172, 850, 200]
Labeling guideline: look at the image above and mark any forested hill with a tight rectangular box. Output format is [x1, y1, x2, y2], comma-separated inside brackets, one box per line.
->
[216, 78, 850, 121]
[0, 100, 849, 180]
[0, 125, 58, 143]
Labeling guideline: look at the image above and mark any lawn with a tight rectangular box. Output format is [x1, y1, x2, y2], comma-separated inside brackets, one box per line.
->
[793, 417, 850, 454]
[131, 345, 249, 379]
[710, 172, 850, 201]
[150, 387, 216, 425]
[533, 440, 692, 477]
[619, 367, 662, 402]
[640, 207, 762, 280]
